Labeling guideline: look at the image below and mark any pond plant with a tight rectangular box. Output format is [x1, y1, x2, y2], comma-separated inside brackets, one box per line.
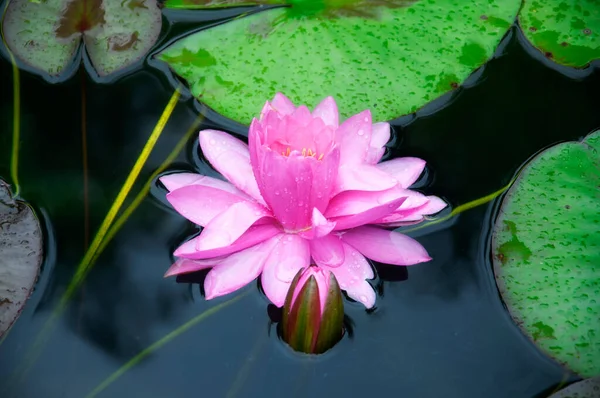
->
[0, 0, 598, 397]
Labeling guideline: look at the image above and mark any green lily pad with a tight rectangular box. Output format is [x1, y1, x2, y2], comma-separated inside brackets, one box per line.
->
[0, 180, 43, 338]
[518, 0, 600, 68]
[2, 0, 162, 78]
[492, 130, 600, 377]
[158, 0, 520, 124]
[549, 376, 600, 398]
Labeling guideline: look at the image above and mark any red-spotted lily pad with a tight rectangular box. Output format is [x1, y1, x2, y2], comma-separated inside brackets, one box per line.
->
[158, 0, 520, 125]
[0, 180, 43, 338]
[492, 130, 600, 377]
[519, 0, 600, 68]
[2, 0, 162, 79]
[549, 376, 600, 398]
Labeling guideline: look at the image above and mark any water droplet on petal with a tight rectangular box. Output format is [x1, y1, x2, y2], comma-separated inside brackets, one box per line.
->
[360, 295, 367, 303]
[209, 139, 216, 145]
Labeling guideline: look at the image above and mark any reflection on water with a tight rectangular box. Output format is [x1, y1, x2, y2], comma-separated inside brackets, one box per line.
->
[0, 11, 598, 398]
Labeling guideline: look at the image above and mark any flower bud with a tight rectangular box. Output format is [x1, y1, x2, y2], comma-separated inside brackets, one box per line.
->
[281, 265, 344, 354]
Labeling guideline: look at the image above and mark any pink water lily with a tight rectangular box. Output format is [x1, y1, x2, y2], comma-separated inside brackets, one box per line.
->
[161, 93, 446, 308]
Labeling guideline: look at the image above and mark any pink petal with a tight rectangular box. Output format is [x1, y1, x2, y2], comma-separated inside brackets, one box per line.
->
[159, 173, 248, 198]
[257, 151, 312, 230]
[199, 129, 265, 204]
[341, 226, 431, 266]
[166, 185, 248, 227]
[377, 157, 426, 188]
[164, 257, 220, 277]
[326, 187, 417, 218]
[261, 234, 310, 307]
[365, 123, 390, 164]
[370, 122, 391, 149]
[271, 93, 296, 115]
[420, 195, 448, 215]
[334, 163, 398, 195]
[174, 224, 280, 260]
[309, 234, 345, 268]
[312, 96, 339, 128]
[317, 242, 375, 308]
[204, 237, 279, 300]
[336, 110, 372, 166]
[194, 201, 272, 251]
[373, 195, 446, 225]
[299, 207, 336, 240]
[331, 196, 407, 230]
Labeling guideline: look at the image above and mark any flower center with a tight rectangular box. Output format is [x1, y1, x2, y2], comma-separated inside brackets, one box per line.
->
[281, 146, 324, 160]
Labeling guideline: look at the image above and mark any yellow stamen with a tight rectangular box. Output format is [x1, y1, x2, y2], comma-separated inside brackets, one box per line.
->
[318, 154, 324, 160]
[286, 147, 290, 156]
[302, 148, 306, 157]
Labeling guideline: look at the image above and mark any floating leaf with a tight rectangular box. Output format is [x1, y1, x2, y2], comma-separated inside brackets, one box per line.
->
[549, 376, 600, 398]
[0, 180, 43, 338]
[158, 0, 520, 124]
[518, 0, 600, 67]
[492, 130, 600, 377]
[2, 0, 162, 78]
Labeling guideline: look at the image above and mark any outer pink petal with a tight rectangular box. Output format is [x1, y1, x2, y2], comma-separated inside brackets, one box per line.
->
[373, 195, 447, 225]
[341, 226, 431, 266]
[204, 237, 279, 300]
[298, 208, 336, 240]
[377, 157, 426, 188]
[316, 243, 375, 308]
[271, 93, 297, 115]
[326, 187, 418, 218]
[194, 201, 272, 251]
[334, 163, 398, 195]
[174, 224, 280, 260]
[336, 110, 372, 166]
[309, 234, 345, 267]
[261, 234, 310, 307]
[164, 258, 219, 277]
[312, 96, 339, 128]
[370, 122, 390, 149]
[331, 196, 406, 231]
[166, 185, 248, 227]
[199, 129, 265, 204]
[159, 173, 249, 198]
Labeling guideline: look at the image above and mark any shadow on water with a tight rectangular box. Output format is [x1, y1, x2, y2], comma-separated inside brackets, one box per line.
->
[0, 9, 598, 398]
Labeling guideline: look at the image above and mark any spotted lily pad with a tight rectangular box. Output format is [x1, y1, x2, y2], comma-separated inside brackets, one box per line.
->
[158, 0, 520, 124]
[492, 130, 600, 377]
[0, 180, 43, 338]
[2, 0, 162, 79]
[518, 0, 600, 68]
[549, 376, 600, 398]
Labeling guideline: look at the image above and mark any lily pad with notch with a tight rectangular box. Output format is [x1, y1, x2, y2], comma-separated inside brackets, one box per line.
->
[0, 180, 44, 338]
[518, 0, 600, 68]
[492, 130, 600, 377]
[158, 0, 520, 124]
[2, 0, 162, 80]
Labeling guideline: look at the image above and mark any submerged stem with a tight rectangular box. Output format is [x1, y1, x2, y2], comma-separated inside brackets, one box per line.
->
[85, 292, 249, 398]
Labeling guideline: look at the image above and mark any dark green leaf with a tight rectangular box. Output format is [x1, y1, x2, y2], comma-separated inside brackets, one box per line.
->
[492, 130, 600, 377]
[159, 0, 520, 124]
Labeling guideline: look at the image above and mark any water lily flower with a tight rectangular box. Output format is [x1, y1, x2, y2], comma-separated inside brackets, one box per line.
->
[160, 93, 446, 308]
[282, 265, 344, 354]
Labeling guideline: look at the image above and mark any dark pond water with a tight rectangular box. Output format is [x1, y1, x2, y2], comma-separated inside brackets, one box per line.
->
[1, 7, 600, 398]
